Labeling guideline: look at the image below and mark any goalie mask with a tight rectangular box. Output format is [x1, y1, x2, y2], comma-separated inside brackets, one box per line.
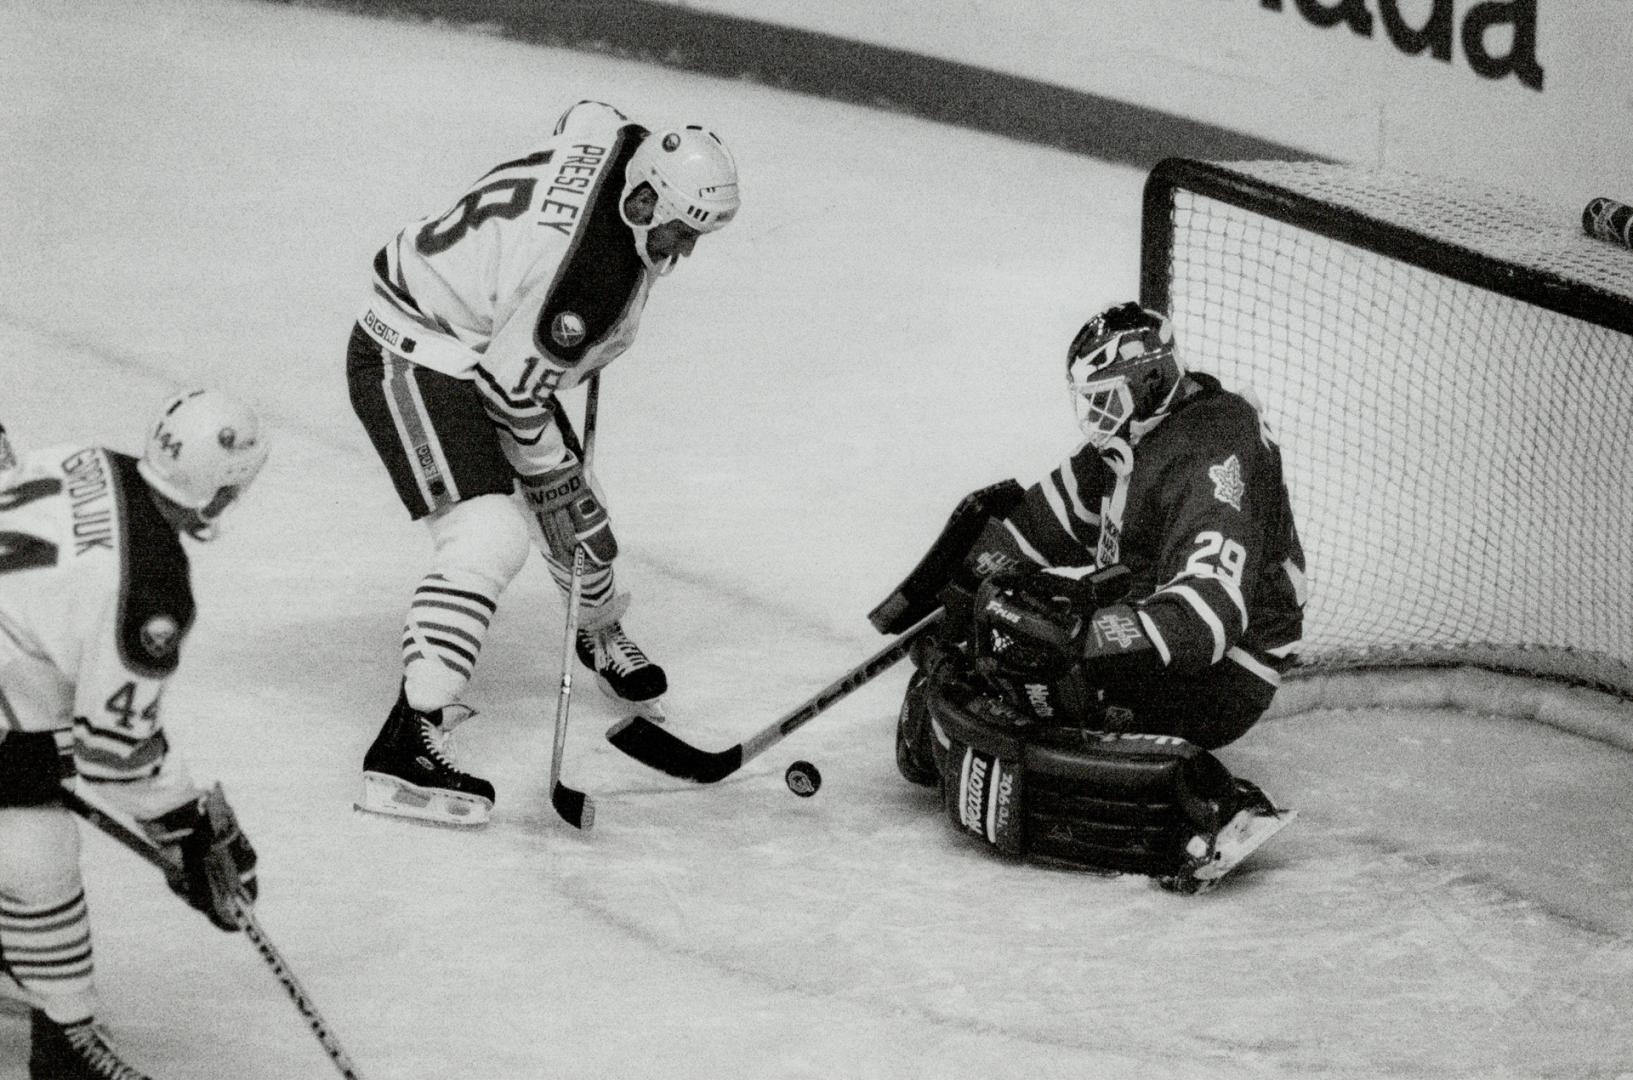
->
[137, 389, 269, 541]
[620, 126, 740, 275]
[1066, 302, 1184, 449]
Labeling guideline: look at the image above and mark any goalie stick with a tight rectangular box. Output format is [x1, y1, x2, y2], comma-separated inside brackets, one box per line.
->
[606, 608, 943, 782]
[60, 786, 369, 1080]
[546, 373, 600, 830]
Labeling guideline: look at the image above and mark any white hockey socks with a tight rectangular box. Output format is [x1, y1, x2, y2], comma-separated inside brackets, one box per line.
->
[402, 496, 529, 711]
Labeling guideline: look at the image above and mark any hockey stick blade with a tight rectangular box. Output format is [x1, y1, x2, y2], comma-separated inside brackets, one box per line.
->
[550, 780, 595, 829]
[605, 716, 742, 782]
[606, 609, 941, 783]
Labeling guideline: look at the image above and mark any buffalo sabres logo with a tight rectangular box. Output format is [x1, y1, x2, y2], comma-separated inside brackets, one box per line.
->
[140, 614, 181, 659]
[551, 311, 587, 349]
[1208, 454, 1245, 511]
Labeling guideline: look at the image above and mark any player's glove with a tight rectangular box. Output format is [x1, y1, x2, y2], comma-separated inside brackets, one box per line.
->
[142, 783, 258, 932]
[522, 457, 617, 566]
[972, 573, 1086, 681]
[972, 565, 1146, 683]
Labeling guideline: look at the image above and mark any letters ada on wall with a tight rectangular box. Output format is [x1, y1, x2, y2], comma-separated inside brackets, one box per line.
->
[1258, 0, 1545, 91]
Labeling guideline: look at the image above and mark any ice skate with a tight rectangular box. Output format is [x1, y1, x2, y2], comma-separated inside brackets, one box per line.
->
[30, 1010, 153, 1080]
[358, 690, 495, 826]
[1163, 779, 1296, 894]
[576, 621, 667, 718]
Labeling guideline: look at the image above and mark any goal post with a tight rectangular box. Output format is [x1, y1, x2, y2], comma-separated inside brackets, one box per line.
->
[1139, 158, 1633, 712]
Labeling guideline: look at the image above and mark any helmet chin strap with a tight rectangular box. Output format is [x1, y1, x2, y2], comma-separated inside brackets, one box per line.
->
[629, 221, 679, 276]
[146, 484, 231, 543]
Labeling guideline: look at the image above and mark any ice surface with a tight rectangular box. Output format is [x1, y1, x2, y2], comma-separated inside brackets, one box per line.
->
[2, 3, 1630, 1078]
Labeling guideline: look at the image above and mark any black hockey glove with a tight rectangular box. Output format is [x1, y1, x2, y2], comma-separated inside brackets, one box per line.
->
[972, 565, 1145, 683]
[972, 573, 1085, 681]
[142, 784, 258, 932]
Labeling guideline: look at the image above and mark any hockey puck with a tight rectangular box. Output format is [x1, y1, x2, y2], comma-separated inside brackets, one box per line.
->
[785, 760, 822, 797]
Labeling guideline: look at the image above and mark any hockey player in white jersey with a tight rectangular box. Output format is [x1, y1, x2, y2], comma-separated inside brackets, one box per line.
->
[347, 99, 741, 825]
[0, 390, 267, 1079]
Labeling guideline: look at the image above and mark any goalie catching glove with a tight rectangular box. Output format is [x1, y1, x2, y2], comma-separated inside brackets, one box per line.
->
[521, 457, 617, 565]
[141, 783, 258, 932]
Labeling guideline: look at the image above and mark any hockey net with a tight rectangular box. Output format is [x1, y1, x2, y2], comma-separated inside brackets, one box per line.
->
[1140, 159, 1633, 716]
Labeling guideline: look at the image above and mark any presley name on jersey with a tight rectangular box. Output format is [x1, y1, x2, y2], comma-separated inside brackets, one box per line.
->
[1001, 374, 1307, 696]
[0, 446, 197, 816]
[357, 100, 652, 425]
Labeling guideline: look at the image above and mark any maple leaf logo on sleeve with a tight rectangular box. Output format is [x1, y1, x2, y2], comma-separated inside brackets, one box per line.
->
[1209, 454, 1245, 511]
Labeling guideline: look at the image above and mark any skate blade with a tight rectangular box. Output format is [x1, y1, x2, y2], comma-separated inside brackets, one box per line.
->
[356, 773, 492, 827]
[1190, 808, 1299, 885]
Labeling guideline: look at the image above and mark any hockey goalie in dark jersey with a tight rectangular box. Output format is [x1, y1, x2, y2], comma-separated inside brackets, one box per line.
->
[873, 302, 1306, 892]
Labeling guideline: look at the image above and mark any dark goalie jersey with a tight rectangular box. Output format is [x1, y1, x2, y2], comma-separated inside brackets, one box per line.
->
[1003, 373, 1306, 693]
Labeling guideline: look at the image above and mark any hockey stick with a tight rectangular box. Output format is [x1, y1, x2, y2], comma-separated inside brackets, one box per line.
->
[59, 786, 369, 1080]
[605, 608, 943, 782]
[546, 373, 599, 830]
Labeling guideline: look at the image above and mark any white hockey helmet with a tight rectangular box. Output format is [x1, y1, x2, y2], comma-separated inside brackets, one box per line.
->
[620, 125, 740, 274]
[1066, 302, 1185, 449]
[137, 389, 269, 540]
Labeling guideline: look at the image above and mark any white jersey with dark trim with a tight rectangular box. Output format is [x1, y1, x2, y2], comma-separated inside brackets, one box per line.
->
[1006, 374, 1307, 686]
[358, 100, 654, 408]
[0, 446, 198, 817]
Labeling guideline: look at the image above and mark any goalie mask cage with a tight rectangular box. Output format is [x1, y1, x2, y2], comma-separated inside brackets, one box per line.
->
[1141, 159, 1633, 701]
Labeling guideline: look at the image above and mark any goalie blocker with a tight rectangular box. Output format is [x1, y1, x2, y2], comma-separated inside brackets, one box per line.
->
[923, 666, 1292, 890]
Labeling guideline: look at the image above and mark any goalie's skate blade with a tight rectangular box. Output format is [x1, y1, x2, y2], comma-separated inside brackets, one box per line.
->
[550, 782, 595, 830]
[605, 716, 743, 783]
[1166, 809, 1299, 894]
[356, 773, 492, 827]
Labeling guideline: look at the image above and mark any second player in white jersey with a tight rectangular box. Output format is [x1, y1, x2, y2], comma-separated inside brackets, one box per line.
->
[346, 99, 742, 826]
[0, 390, 268, 1078]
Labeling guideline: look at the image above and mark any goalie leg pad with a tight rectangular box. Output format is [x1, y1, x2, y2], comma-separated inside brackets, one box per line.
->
[926, 668, 1240, 876]
[895, 671, 940, 788]
[927, 668, 1033, 858]
[1023, 734, 1237, 876]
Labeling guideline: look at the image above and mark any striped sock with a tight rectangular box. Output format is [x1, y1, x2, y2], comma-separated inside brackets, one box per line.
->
[401, 571, 499, 711]
[0, 888, 95, 1023]
[543, 557, 617, 611]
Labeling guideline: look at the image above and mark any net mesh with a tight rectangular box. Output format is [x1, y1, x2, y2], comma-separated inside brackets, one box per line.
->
[1151, 161, 1633, 697]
